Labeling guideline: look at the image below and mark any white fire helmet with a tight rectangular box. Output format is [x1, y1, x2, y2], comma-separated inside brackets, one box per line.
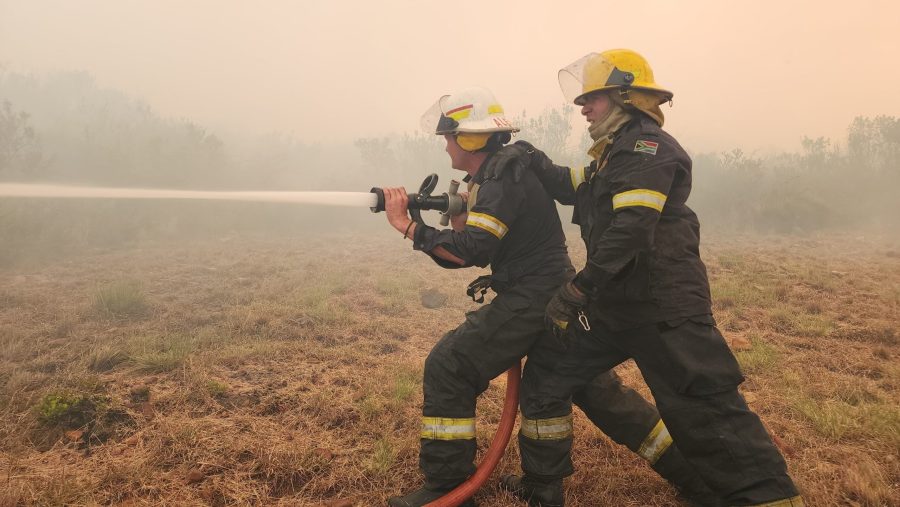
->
[420, 86, 519, 136]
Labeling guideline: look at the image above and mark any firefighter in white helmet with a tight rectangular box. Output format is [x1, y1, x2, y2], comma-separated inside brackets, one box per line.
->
[500, 49, 804, 506]
[381, 86, 714, 506]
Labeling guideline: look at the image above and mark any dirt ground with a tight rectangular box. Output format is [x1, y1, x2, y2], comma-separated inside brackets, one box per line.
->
[1, 231, 898, 506]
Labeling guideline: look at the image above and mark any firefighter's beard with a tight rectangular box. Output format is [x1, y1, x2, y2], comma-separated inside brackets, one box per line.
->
[587, 102, 632, 160]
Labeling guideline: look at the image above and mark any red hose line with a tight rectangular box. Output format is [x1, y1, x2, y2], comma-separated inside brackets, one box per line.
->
[425, 362, 522, 507]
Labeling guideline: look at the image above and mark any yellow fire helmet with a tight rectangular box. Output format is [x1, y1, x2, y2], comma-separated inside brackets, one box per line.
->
[558, 49, 673, 106]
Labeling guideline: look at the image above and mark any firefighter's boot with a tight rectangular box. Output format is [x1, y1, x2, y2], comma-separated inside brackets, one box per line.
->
[387, 483, 477, 507]
[499, 475, 564, 507]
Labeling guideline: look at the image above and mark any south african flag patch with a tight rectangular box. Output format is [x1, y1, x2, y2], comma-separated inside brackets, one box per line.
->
[634, 140, 659, 155]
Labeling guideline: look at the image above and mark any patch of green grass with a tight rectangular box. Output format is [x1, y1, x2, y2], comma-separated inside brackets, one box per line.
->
[296, 285, 344, 325]
[769, 306, 834, 337]
[129, 334, 194, 373]
[37, 391, 102, 428]
[798, 265, 837, 293]
[832, 379, 883, 406]
[93, 280, 148, 318]
[711, 277, 777, 310]
[735, 335, 779, 374]
[374, 274, 420, 315]
[389, 368, 421, 404]
[793, 396, 858, 440]
[792, 313, 834, 337]
[791, 388, 900, 448]
[355, 394, 384, 420]
[716, 253, 747, 272]
[367, 437, 395, 475]
[865, 404, 900, 450]
[205, 380, 229, 398]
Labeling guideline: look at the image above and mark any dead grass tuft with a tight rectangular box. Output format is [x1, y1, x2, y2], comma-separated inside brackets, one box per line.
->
[129, 334, 194, 373]
[840, 456, 894, 506]
[92, 280, 148, 318]
[86, 345, 130, 372]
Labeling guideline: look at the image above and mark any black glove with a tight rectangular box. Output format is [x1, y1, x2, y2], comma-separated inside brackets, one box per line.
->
[545, 281, 588, 345]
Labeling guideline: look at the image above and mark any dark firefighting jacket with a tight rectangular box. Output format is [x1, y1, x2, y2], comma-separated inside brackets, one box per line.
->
[412, 144, 572, 290]
[531, 115, 712, 329]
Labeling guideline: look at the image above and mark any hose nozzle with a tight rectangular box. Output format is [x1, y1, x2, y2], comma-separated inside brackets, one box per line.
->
[370, 174, 463, 221]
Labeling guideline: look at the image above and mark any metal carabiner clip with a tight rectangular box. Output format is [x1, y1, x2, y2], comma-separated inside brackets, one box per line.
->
[577, 310, 591, 331]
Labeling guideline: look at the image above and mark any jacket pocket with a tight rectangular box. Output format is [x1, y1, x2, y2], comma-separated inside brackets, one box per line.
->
[663, 318, 745, 396]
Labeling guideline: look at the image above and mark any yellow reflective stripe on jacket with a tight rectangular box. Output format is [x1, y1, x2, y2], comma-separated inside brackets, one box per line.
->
[637, 419, 673, 464]
[466, 212, 509, 239]
[421, 417, 475, 441]
[520, 415, 573, 440]
[747, 496, 804, 507]
[569, 167, 586, 190]
[612, 189, 667, 212]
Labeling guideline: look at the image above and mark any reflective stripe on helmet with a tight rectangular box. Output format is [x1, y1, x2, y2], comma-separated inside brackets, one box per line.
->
[446, 104, 474, 121]
[421, 416, 476, 440]
[520, 414, 573, 440]
[466, 212, 508, 239]
[612, 189, 667, 212]
[637, 419, 673, 465]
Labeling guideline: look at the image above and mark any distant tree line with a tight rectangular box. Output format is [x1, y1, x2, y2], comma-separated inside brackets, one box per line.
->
[1, 69, 897, 266]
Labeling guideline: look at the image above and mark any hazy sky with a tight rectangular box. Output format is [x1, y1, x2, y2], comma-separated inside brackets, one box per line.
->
[1, 0, 897, 153]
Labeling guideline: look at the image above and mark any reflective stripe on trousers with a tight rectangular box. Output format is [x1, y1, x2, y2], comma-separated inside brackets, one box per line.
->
[520, 414, 574, 440]
[637, 419, 674, 465]
[421, 416, 476, 441]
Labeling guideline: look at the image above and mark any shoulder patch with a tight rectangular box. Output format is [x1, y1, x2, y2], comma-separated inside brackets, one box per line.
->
[634, 140, 659, 155]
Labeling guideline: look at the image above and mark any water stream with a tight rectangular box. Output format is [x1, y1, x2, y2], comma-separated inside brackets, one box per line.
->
[0, 183, 378, 208]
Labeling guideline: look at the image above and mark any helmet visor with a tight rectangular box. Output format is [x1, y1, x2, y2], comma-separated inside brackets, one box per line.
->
[558, 53, 598, 104]
[419, 96, 450, 135]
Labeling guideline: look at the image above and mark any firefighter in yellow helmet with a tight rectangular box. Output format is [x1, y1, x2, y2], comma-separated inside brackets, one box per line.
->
[500, 50, 805, 506]
[382, 86, 714, 506]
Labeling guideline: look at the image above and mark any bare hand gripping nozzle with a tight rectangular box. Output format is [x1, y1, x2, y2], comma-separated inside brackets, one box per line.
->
[370, 174, 465, 226]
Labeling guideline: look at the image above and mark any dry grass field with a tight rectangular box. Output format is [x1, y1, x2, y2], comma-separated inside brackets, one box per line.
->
[1, 231, 898, 506]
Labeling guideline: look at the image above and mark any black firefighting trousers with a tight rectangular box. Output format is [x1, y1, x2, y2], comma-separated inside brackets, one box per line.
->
[419, 275, 708, 497]
[518, 316, 800, 505]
